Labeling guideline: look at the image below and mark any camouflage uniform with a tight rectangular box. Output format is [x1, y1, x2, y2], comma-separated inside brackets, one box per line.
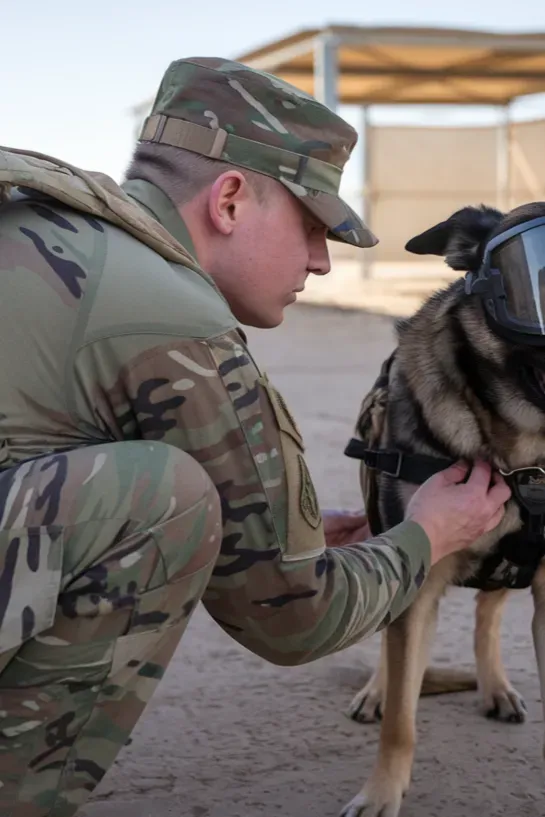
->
[0, 58, 431, 815]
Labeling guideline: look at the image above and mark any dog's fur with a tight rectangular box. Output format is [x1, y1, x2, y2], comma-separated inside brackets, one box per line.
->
[340, 201, 545, 817]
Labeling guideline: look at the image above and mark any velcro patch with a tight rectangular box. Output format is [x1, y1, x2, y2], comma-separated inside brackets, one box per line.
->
[298, 454, 321, 529]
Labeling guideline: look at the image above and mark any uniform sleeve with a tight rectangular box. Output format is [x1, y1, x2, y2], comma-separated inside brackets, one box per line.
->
[73, 329, 431, 665]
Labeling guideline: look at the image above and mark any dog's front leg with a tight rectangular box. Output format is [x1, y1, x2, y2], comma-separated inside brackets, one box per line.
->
[348, 611, 479, 725]
[340, 565, 449, 817]
[531, 563, 545, 760]
[347, 629, 388, 723]
[474, 588, 527, 722]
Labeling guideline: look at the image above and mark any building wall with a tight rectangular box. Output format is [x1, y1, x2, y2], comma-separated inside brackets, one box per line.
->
[367, 119, 545, 262]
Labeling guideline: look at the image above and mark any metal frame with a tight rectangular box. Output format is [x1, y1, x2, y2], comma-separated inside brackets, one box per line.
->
[496, 104, 512, 211]
[322, 27, 545, 50]
[313, 33, 339, 110]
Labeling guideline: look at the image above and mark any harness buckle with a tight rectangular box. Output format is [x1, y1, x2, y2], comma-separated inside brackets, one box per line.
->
[499, 465, 545, 519]
[380, 451, 403, 479]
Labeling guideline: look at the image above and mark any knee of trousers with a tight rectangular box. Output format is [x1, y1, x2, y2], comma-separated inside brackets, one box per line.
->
[0, 442, 223, 668]
[83, 441, 224, 647]
[54, 440, 224, 618]
[116, 440, 223, 584]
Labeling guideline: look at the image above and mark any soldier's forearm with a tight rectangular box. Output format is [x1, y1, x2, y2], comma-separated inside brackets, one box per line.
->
[315, 520, 432, 655]
[203, 519, 431, 666]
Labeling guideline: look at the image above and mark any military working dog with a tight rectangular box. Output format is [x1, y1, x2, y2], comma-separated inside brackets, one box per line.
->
[341, 201, 545, 817]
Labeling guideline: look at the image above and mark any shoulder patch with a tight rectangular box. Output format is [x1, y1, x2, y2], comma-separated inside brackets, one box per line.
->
[298, 453, 321, 529]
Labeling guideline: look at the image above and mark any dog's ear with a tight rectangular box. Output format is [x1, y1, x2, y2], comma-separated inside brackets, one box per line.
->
[405, 205, 504, 272]
[405, 220, 450, 256]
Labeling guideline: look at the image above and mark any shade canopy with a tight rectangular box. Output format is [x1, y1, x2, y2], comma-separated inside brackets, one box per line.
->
[235, 25, 545, 106]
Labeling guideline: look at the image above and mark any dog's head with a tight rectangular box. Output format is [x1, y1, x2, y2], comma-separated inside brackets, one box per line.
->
[405, 201, 545, 272]
[404, 201, 545, 432]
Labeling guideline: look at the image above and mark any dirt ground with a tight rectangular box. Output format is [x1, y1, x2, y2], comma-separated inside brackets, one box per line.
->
[82, 304, 544, 817]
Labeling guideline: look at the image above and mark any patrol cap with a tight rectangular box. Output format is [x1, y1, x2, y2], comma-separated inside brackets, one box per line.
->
[138, 57, 378, 249]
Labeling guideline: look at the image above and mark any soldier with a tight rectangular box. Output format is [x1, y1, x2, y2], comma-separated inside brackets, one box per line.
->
[0, 57, 510, 815]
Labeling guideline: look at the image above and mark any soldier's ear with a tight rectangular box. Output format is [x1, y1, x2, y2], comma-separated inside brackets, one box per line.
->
[405, 205, 504, 272]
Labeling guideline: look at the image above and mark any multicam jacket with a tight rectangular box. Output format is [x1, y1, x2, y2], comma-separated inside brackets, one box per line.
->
[0, 154, 430, 665]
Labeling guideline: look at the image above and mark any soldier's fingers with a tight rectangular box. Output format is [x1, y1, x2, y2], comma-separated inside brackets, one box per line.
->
[438, 460, 470, 485]
[486, 476, 512, 509]
[465, 460, 493, 490]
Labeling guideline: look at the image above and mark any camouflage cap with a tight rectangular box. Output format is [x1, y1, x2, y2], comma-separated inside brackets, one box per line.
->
[138, 57, 378, 249]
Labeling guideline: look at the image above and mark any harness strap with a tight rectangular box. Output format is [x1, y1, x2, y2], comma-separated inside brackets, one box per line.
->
[344, 439, 453, 483]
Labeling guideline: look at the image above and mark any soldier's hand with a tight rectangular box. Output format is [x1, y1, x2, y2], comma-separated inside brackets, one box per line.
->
[323, 509, 370, 547]
[404, 460, 512, 565]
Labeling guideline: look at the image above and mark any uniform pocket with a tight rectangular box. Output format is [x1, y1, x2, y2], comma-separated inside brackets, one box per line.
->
[258, 375, 325, 562]
[0, 526, 63, 654]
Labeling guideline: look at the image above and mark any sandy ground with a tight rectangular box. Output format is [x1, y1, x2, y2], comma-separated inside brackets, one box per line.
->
[82, 304, 544, 817]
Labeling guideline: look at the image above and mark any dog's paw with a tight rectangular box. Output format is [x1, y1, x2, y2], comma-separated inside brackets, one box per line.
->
[339, 784, 404, 817]
[483, 683, 527, 723]
[347, 681, 383, 724]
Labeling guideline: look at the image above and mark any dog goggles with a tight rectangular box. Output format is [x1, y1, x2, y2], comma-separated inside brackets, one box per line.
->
[465, 215, 545, 340]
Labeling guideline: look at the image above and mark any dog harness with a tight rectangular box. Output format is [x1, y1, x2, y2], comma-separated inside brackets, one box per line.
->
[344, 436, 545, 591]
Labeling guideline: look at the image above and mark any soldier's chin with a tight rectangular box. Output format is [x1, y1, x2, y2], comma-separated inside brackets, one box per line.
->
[234, 301, 287, 329]
[256, 294, 296, 328]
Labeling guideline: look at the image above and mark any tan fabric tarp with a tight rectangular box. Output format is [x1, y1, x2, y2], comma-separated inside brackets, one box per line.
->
[237, 25, 545, 105]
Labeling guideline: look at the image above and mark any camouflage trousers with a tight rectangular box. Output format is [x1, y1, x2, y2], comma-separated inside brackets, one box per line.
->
[0, 441, 222, 817]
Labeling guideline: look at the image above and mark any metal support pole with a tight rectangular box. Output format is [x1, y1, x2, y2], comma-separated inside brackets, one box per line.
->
[360, 105, 372, 278]
[496, 104, 512, 211]
[313, 33, 339, 112]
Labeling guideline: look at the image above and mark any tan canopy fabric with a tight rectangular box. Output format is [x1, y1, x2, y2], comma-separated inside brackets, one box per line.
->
[235, 25, 545, 106]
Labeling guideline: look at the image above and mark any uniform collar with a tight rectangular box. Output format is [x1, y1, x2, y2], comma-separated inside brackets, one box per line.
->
[121, 177, 248, 343]
[121, 178, 197, 260]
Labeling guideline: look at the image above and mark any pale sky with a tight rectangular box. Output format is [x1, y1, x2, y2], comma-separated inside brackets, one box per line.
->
[3, 0, 545, 211]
